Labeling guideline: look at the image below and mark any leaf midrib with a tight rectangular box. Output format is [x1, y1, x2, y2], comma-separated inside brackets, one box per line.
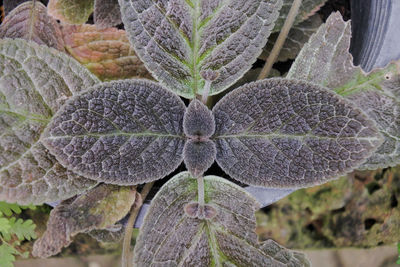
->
[45, 132, 185, 139]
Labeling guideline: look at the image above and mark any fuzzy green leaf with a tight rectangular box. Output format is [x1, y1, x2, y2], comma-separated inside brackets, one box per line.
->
[119, 0, 282, 98]
[0, 39, 99, 205]
[288, 12, 400, 169]
[134, 172, 310, 266]
[48, 0, 94, 25]
[0, 217, 11, 234]
[33, 184, 137, 258]
[0, 244, 17, 267]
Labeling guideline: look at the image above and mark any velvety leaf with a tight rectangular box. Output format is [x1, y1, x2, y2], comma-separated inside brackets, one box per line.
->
[119, 0, 282, 98]
[32, 184, 137, 258]
[183, 99, 215, 138]
[133, 172, 310, 266]
[3, 0, 28, 16]
[273, 0, 327, 32]
[62, 24, 151, 81]
[212, 78, 382, 188]
[288, 12, 400, 169]
[42, 80, 186, 185]
[183, 139, 216, 177]
[260, 14, 322, 62]
[0, 39, 99, 205]
[47, 0, 94, 24]
[94, 0, 122, 29]
[0, 1, 64, 51]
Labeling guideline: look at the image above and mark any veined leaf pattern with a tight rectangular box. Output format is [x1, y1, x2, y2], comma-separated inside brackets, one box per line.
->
[133, 172, 310, 266]
[47, 0, 94, 25]
[288, 12, 400, 169]
[119, 0, 282, 98]
[94, 0, 122, 29]
[0, 39, 99, 205]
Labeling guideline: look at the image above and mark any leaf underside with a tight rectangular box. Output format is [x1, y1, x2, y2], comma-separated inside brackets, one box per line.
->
[0, 39, 99, 205]
[62, 24, 152, 81]
[33, 184, 137, 258]
[0, 1, 65, 51]
[42, 80, 186, 185]
[212, 78, 382, 188]
[288, 12, 400, 169]
[94, 0, 122, 29]
[48, 0, 94, 25]
[119, 0, 282, 98]
[133, 172, 310, 267]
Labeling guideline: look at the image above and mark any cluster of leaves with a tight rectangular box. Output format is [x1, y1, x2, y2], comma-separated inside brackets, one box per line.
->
[0, 201, 37, 267]
[0, 0, 399, 266]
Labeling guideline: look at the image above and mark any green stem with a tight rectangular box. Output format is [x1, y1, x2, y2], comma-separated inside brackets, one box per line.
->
[258, 0, 303, 80]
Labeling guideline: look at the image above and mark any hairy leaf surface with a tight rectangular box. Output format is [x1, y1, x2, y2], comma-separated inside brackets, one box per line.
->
[0, 39, 99, 205]
[183, 99, 215, 138]
[0, 1, 64, 51]
[288, 12, 400, 169]
[119, 0, 282, 98]
[32, 184, 137, 258]
[3, 0, 28, 16]
[42, 80, 186, 185]
[261, 14, 322, 62]
[62, 24, 152, 81]
[94, 0, 122, 29]
[133, 172, 310, 266]
[212, 78, 382, 188]
[183, 139, 216, 177]
[48, 0, 94, 24]
[273, 0, 326, 32]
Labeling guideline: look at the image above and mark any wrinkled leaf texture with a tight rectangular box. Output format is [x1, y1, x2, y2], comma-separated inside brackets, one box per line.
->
[0, 1, 64, 51]
[94, 0, 122, 29]
[288, 12, 400, 169]
[48, 0, 94, 24]
[133, 171, 310, 267]
[119, 0, 282, 98]
[0, 39, 99, 205]
[33, 184, 137, 258]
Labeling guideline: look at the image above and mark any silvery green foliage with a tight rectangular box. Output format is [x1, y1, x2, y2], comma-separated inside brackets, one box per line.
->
[0, 1, 65, 51]
[133, 172, 310, 267]
[213, 78, 382, 187]
[33, 184, 137, 258]
[94, 0, 122, 29]
[118, 0, 282, 98]
[0, 39, 99, 205]
[42, 80, 186, 185]
[288, 12, 400, 169]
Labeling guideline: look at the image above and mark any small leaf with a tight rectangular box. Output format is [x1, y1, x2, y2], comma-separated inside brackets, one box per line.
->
[183, 139, 216, 177]
[32, 184, 137, 258]
[0, 39, 99, 205]
[48, 0, 94, 25]
[0, 244, 18, 267]
[119, 0, 282, 98]
[42, 80, 186, 185]
[133, 172, 310, 266]
[94, 0, 122, 29]
[62, 24, 152, 81]
[0, 202, 22, 216]
[212, 78, 382, 188]
[260, 14, 322, 62]
[0, 217, 11, 234]
[288, 12, 400, 169]
[0, 1, 65, 51]
[6, 218, 37, 241]
[183, 99, 215, 138]
[273, 0, 327, 32]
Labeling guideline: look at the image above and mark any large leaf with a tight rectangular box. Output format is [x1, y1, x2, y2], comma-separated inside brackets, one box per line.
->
[62, 24, 151, 81]
[42, 79, 186, 185]
[3, 0, 28, 16]
[288, 12, 400, 169]
[133, 172, 310, 266]
[273, 0, 327, 32]
[32, 184, 137, 258]
[119, 0, 282, 98]
[94, 0, 122, 29]
[47, 0, 94, 25]
[260, 14, 322, 62]
[0, 1, 64, 51]
[0, 39, 99, 205]
[212, 78, 382, 188]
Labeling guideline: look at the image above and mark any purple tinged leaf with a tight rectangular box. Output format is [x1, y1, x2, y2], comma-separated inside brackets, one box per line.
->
[0, 39, 99, 205]
[32, 184, 137, 258]
[133, 172, 310, 266]
[288, 12, 400, 169]
[183, 139, 216, 177]
[119, 0, 282, 98]
[3, 0, 29, 16]
[48, 0, 94, 25]
[183, 99, 215, 138]
[42, 80, 186, 185]
[94, 0, 122, 29]
[0, 1, 65, 51]
[212, 78, 383, 188]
